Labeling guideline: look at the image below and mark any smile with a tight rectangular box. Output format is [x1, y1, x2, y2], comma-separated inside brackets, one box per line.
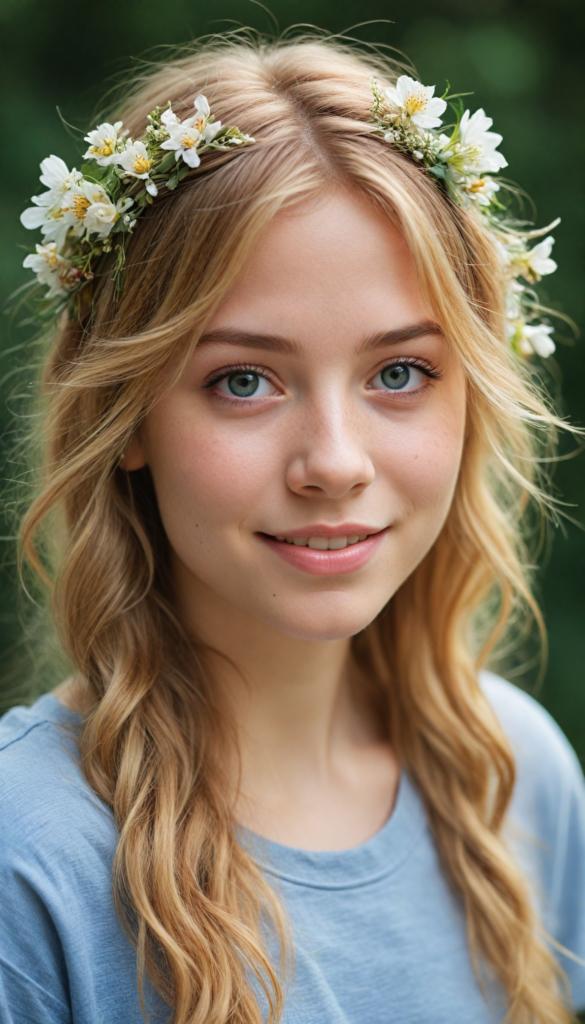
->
[259, 527, 388, 576]
[274, 533, 370, 550]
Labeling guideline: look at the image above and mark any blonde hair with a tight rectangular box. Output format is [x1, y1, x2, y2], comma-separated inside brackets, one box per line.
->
[20, 32, 576, 1024]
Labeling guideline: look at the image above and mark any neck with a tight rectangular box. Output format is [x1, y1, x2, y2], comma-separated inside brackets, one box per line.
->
[175, 571, 380, 816]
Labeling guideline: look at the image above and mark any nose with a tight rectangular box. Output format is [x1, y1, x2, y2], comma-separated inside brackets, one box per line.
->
[285, 392, 375, 500]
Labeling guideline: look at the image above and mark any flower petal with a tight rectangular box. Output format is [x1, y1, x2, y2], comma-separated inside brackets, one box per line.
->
[181, 147, 201, 169]
[161, 108, 179, 127]
[204, 120, 222, 142]
[39, 155, 71, 190]
[20, 206, 49, 230]
[194, 94, 210, 118]
[384, 86, 401, 108]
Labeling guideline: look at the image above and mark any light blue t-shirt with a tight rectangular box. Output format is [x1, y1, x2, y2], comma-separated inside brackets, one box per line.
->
[1, 673, 584, 1024]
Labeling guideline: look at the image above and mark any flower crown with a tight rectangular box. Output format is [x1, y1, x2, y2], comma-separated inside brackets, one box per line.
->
[20, 79, 559, 359]
[369, 76, 559, 359]
[19, 96, 253, 318]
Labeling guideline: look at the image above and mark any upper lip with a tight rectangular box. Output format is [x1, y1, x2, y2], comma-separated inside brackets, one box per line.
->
[262, 523, 387, 539]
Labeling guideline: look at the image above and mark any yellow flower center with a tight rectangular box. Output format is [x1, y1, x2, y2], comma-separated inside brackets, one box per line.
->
[195, 118, 206, 132]
[181, 134, 198, 149]
[133, 154, 153, 174]
[93, 139, 115, 157]
[468, 179, 486, 192]
[404, 90, 427, 116]
[73, 194, 91, 220]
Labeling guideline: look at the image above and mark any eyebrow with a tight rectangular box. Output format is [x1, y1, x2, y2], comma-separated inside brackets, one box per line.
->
[196, 320, 443, 357]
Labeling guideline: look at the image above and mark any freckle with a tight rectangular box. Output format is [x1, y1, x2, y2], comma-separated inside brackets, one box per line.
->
[272, 594, 276, 598]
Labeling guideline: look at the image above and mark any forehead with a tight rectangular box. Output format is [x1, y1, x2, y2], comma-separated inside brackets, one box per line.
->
[205, 190, 434, 348]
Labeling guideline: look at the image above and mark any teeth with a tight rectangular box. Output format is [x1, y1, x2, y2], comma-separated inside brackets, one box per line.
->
[308, 537, 329, 550]
[275, 534, 371, 550]
[328, 537, 347, 550]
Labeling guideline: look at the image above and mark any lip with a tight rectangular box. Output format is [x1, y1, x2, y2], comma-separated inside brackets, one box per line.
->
[259, 526, 389, 576]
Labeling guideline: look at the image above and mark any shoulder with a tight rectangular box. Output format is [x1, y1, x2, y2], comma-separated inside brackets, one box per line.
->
[0, 693, 117, 869]
[480, 671, 585, 990]
[479, 671, 583, 800]
[480, 670, 585, 848]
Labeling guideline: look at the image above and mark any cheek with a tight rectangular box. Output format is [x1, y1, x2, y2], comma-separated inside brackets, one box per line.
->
[144, 408, 279, 536]
[377, 400, 466, 516]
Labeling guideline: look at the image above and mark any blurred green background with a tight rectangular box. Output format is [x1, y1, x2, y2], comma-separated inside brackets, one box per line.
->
[0, 0, 583, 751]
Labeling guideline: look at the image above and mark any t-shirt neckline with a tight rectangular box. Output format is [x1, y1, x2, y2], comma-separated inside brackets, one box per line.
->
[41, 692, 427, 891]
[239, 771, 427, 890]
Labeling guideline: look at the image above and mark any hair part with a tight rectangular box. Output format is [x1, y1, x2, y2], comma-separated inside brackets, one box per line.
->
[21, 31, 575, 1024]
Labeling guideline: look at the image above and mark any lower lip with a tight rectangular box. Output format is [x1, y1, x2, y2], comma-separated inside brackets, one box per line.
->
[259, 530, 388, 576]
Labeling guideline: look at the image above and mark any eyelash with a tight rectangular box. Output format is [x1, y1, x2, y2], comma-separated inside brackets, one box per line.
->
[202, 358, 443, 405]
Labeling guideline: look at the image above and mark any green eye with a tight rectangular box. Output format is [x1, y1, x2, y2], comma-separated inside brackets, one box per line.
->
[226, 372, 260, 397]
[212, 368, 276, 399]
[371, 363, 425, 392]
[381, 364, 411, 389]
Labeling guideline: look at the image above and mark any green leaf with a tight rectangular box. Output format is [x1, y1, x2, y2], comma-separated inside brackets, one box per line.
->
[80, 162, 109, 181]
[156, 151, 177, 174]
[428, 165, 446, 179]
[443, 91, 474, 102]
[166, 173, 179, 190]
[448, 97, 466, 125]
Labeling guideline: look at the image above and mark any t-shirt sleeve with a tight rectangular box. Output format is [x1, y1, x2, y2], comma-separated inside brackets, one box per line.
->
[482, 672, 585, 1011]
[0, 739, 72, 1023]
[543, 737, 585, 1009]
[0, 959, 70, 1024]
[0, 705, 168, 1024]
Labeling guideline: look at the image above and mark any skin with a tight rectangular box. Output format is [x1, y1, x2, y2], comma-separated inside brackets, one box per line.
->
[59, 190, 468, 850]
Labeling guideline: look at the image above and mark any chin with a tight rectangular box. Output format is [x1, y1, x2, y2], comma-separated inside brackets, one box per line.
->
[262, 597, 386, 643]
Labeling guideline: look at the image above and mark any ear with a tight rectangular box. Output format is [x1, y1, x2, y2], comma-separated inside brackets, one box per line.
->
[120, 431, 147, 471]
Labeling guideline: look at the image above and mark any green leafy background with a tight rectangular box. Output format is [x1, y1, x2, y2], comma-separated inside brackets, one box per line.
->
[0, 0, 583, 759]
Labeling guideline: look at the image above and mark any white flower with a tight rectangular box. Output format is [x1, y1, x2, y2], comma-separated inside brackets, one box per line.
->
[115, 140, 154, 179]
[58, 180, 108, 233]
[160, 107, 180, 129]
[464, 176, 500, 207]
[39, 154, 83, 194]
[82, 189, 133, 239]
[83, 121, 125, 165]
[160, 95, 223, 169]
[20, 156, 84, 247]
[49, 180, 132, 240]
[504, 234, 558, 284]
[21, 192, 78, 250]
[83, 200, 119, 237]
[114, 140, 158, 196]
[22, 241, 71, 297]
[524, 236, 557, 279]
[20, 197, 59, 232]
[521, 323, 556, 358]
[456, 109, 507, 174]
[384, 76, 447, 130]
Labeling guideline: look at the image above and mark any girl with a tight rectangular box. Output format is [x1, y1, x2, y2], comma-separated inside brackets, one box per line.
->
[2, 32, 584, 1024]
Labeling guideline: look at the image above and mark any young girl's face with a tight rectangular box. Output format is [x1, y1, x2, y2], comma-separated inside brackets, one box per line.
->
[129, 191, 467, 641]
